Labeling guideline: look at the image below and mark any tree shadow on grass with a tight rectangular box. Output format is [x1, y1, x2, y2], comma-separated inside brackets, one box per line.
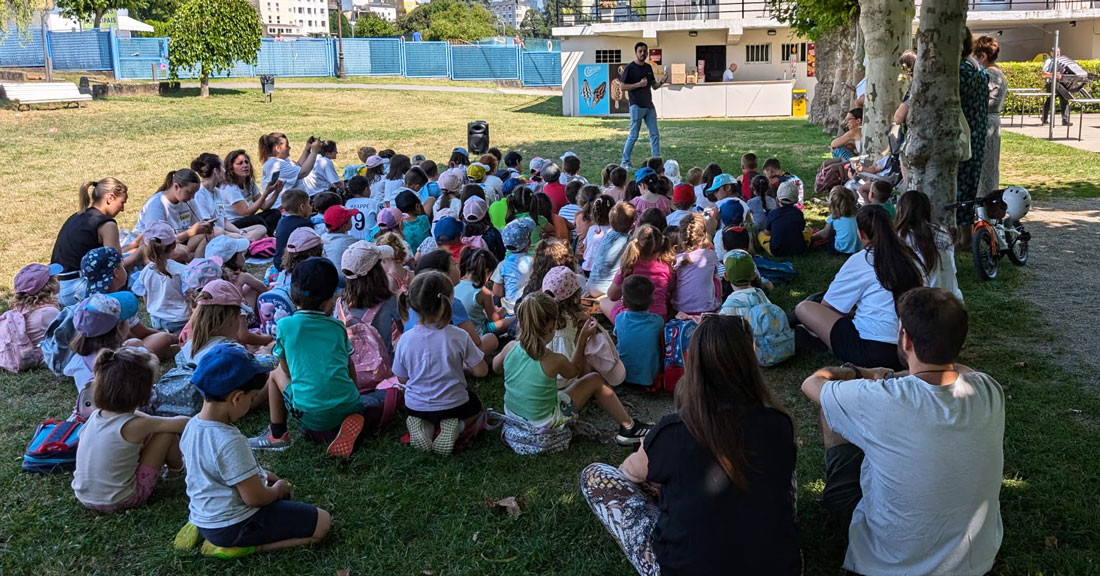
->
[159, 87, 249, 99]
[1027, 180, 1100, 201]
[508, 96, 563, 116]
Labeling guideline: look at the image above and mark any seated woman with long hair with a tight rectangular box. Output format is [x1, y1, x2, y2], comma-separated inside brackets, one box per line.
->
[580, 314, 801, 576]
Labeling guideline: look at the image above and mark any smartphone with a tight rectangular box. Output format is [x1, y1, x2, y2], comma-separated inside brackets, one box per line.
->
[271, 170, 281, 183]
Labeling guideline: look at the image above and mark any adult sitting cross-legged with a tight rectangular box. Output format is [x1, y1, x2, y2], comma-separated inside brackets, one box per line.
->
[801, 287, 1005, 576]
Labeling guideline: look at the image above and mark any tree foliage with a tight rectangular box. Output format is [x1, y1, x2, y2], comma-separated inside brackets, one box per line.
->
[1, 0, 42, 36]
[353, 13, 398, 37]
[55, 0, 144, 28]
[167, 0, 261, 97]
[130, 0, 181, 22]
[766, 0, 858, 39]
[398, 0, 497, 42]
[329, 9, 352, 37]
[518, 8, 549, 38]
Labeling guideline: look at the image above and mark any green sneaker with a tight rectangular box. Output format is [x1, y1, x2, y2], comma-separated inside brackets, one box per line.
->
[247, 426, 290, 451]
[201, 540, 256, 559]
[173, 522, 199, 551]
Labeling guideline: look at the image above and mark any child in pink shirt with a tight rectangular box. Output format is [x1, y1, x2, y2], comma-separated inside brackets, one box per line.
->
[628, 168, 672, 223]
[598, 224, 673, 324]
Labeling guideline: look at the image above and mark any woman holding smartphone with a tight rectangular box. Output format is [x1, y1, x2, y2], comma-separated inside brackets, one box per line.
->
[258, 133, 322, 210]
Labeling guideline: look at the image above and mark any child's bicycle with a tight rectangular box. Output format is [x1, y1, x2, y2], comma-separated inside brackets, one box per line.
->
[951, 186, 1032, 281]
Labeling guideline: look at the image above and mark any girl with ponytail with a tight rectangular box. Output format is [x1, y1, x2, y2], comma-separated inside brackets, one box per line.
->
[133, 169, 213, 260]
[794, 204, 923, 370]
[578, 192, 614, 271]
[51, 178, 138, 305]
[257, 132, 322, 209]
[599, 224, 674, 324]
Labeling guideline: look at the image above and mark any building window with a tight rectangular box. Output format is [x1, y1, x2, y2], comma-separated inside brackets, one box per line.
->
[595, 49, 621, 64]
[781, 43, 807, 62]
[745, 43, 771, 64]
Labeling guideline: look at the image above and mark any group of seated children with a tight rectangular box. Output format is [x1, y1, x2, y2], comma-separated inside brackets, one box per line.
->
[3, 137, 943, 559]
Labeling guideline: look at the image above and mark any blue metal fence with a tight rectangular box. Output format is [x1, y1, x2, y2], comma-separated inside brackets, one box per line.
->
[0, 28, 561, 87]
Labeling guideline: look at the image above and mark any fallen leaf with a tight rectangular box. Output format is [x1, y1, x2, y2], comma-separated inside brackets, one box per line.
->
[1014, 361, 1027, 368]
[472, 531, 479, 542]
[336, 570, 350, 576]
[1045, 535, 1058, 549]
[492, 496, 522, 518]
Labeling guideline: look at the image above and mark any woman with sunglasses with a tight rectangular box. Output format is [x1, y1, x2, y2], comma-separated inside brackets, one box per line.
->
[580, 314, 801, 576]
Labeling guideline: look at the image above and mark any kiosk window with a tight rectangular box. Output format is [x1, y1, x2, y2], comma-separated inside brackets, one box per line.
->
[781, 43, 807, 62]
[596, 50, 622, 64]
[746, 44, 771, 64]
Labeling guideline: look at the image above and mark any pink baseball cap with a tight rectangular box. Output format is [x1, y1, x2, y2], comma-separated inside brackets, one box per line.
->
[286, 227, 324, 253]
[365, 155, 383, 168]
[143, 220, 177, 246]
[377, 207, 404, 230]
[14, 263, 62, 295]
[182, 257, 224, 294]
[462, 197, 488, 222]
[197, 279, 244, 307]
[542, 266, 584, 302]
[438, 171, 463, 193]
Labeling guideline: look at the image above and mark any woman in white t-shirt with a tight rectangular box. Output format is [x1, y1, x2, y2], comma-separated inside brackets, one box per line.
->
[191, 153, 265, 241]
[258, 132, 322, 209]
[895, 190, 963, 301]
[219, 149, 283, 236]
[133, 169, 215, 260]
[301, 140, 343, 197]
[794, 205, 923, 370]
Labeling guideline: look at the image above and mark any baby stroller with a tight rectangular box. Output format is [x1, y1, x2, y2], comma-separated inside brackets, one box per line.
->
[845, 131, 903, 197]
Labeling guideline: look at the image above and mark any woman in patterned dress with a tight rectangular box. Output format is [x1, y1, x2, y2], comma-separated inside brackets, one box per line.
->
[957, 28, 990, 246]
[976, 35, 1007, 199]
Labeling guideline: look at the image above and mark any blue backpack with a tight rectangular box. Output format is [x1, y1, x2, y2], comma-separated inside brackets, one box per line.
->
[257, 287, 295, 337]
[753, 257, 798, 285]
[23, 417, 82, 474]
[40, 305, 77, 377]
[662, 318, 698, 392]
[747, 301, 795, 367]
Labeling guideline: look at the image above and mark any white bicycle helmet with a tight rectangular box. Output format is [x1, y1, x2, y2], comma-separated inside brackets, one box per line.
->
[1001, 186, 1031, 221]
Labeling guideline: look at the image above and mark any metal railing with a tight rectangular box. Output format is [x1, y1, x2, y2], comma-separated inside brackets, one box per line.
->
[554, 0, 1097, 26]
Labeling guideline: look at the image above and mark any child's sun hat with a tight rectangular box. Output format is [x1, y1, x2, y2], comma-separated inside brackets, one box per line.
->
[14, 263, 63, 295]
[286, 227, 325, 253]
[342, 241, 395, 279]
[503, 218, 536, 252]
[80, 247, 123, 295]
[724, 249, 756, 286]
[143, 221, 177, 246]
[204, 235, 249, 265]
[182, 257, 224, 294]
[542, 266, 585, 302]
[434, 216, 465, 243]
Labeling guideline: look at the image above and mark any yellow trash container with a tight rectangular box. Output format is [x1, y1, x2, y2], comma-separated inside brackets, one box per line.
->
[792, 89, 807, 117]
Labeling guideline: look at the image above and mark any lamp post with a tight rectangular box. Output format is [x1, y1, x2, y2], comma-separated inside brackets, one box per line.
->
[332, 1, 346, 79]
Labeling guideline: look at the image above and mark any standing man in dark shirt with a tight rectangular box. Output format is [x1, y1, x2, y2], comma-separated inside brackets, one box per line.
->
[620, 42, 662, 170]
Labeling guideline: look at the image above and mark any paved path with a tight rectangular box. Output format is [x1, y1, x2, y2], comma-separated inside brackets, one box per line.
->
[1014, 198, 1100, 371]
[185, 81, 561, 97]
[1002, 113, 1100, 153]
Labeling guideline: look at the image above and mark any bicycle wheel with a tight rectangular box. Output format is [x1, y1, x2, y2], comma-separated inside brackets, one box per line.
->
[1007, 226, 1029, 266]
[972, 227, 998, 280]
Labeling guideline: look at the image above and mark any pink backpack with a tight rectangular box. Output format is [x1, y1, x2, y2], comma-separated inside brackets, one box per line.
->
[337, 301, 395, 393]
[0, 309, 42, 373]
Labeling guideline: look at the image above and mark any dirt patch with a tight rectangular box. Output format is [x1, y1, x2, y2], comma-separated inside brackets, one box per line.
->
[1016, 198, 1100, 372]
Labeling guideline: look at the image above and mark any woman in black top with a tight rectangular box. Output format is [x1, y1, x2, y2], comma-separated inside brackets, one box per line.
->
[581, 315, 800, 576]
[50, 178, 139, 306]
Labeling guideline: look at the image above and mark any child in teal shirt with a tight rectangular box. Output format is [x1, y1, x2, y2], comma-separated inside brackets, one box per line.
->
[248, 257, 366, 459]
[614, 275, 665, 387]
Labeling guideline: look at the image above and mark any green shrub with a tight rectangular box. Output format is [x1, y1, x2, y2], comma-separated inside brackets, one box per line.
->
[999, 59, 1100, 113]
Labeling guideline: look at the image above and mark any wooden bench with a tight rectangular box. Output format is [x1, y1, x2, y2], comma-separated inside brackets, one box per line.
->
[0, 82, 92, 111]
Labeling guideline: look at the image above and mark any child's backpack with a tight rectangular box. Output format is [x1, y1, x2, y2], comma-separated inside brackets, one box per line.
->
[747, 302, 795, 367]
[0, 309, 42, 373]
[815, 160, 849, 195]
[248, 237, 276, 259]
[151, 362, 202, 417]
[662, 317, 698, 392]
[337, 301, 394, 393]
[40, 305, 77, 377]
[753, 257, 798, 285]
[257, 287, 295, 337]
[22, 417, 82, 474]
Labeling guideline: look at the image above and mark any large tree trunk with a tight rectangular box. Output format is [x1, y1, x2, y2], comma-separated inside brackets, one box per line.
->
[825, 20, 860, 137]
[809, 28, 839, 128]
[859, 0, 913, 156]
[904, 0, 967, 228]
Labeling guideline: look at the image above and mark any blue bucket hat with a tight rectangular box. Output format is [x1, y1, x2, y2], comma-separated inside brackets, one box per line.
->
[502, 217, 535, 252]
[633, 167, 657, 183]
[80, 246, 123, 295]
[719, 200, 745, 227]
[191, 343, 277, 398]
[706, 173, 737, 193]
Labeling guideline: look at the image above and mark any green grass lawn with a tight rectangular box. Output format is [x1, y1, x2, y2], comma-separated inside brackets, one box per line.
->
[1, 87, 1098, 575]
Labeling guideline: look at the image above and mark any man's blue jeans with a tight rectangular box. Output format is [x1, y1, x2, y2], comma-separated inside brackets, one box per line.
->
[622, 105, 660, 165]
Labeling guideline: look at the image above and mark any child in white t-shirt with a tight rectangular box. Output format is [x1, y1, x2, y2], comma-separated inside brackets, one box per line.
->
[176, 343, 330, 558]
[138, 221, 191, 334]
[72, 347, 186, 512]
[300, 140, 342, 196]
[393, 271, 488, 456]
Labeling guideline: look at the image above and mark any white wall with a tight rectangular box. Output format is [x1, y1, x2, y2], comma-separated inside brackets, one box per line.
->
[560, 26, 817, 116]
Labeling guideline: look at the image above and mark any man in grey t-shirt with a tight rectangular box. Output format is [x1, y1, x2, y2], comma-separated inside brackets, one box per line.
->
[801, 287, 1005, 575]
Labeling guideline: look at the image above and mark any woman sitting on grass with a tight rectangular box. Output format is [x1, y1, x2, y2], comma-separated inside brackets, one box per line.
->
[580, 314, 800, 576]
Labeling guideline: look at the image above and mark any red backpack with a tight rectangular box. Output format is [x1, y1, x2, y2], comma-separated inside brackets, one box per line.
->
[337, 301, 397, 393]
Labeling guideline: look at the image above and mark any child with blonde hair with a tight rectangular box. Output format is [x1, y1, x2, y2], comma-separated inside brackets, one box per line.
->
[140, 221, 191, 334]
[7, 263, 61, 357]
[394, 271, 489, 455]
[541, 266, 625, 388]
[177, 280, 270, 373]
[812, 185, 862, 254]
[494, 291, 651, 446]
[672, 212, 720, 314]
[374, 231, 412, 294]
[72, 347, 187, 512]
[600, 224, 674, 323]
